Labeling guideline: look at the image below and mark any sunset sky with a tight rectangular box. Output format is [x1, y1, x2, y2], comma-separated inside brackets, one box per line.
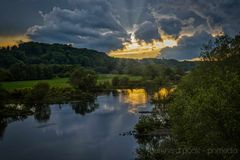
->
[0, 0, 239, 60]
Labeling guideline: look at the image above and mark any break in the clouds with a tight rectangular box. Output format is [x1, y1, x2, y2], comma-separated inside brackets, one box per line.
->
[159, 31, 213, 60]
[1, 0, 240, 59]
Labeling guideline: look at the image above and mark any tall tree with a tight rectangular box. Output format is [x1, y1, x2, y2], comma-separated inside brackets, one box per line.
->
[69, 68, 97, 91]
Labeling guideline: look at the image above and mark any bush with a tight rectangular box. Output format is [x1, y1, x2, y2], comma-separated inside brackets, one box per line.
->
[169, 35, 240, 159]
[120, 76, 129, 86]
[69, 68, 97, 91]
[112, 76, 120, 87]
[0, 69, 12, 81]
[30, 82, 50, 101]
[0, 85, 8, 105]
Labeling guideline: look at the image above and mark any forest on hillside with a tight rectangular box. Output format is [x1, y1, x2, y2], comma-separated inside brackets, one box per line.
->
[0, 42, 196, 81]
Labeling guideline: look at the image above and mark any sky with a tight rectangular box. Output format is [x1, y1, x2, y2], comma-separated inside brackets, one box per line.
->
[0, 0, 239, 60]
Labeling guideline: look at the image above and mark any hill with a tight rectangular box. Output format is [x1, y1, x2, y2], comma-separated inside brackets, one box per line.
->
[0, 42, 196, 81]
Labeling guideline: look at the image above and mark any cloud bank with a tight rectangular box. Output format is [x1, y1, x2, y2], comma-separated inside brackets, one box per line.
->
[0, 0, 239, 59]
[27, 1, 128, 51]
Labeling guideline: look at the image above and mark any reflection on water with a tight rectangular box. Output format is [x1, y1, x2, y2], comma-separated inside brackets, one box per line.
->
[118, 89, 149, 113]
[153, 88, 169, 100]
[33, 104, 51, 123]
[153, 87, 175, 100]
[135, 88, 175, 160]
[0, 121, 7, 141]
[0, 90, 154, 160]
[0, 94, 98, 140]
[71, 99, 98, 115]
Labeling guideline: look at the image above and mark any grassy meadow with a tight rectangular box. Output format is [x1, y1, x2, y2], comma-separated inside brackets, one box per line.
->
[1, 74, 142, 90]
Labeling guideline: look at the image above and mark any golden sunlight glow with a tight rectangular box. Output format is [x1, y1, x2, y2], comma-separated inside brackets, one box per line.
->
[154, 88, 169, 100]
[211, 26, 224, 37]
[163, 39, 177, 47]
[153, 87, 176, 100]
[108, 33, 178, 59]
[0, 35, 30, 47]
[188, 57, 204, 61]
[118, 89, 148, 113]
[108, 25, 225, 59]
[119, 89, 148, 106]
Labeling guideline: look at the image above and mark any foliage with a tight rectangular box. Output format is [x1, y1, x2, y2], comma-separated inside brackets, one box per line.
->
[169, 35, 240, 159]
[7, 63, 76, 81]
[69, 68, 97, 91]
[0, 85, 8, 106]
[0, 74, 143, 90]
[1, 78, 70, 90]
[0, 68, 12, 81]
[0, 42, 195, 81]
[112, 76, 120, 86]
[0, 42, 113, 69]
[29, 82, 50, 101]
[120, 76, 129, 86]
[135, 35, 240, 160]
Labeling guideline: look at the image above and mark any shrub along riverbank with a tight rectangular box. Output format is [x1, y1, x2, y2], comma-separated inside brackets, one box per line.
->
[0, 74, 141, 90]
[0, 68, 182, 103]
[0, 66, 175, 104]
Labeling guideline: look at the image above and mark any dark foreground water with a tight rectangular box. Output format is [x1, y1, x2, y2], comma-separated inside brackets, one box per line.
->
[0, 89, 153, 160]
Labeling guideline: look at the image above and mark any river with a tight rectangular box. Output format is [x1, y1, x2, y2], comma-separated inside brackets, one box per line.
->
[0, 89, 154, 160]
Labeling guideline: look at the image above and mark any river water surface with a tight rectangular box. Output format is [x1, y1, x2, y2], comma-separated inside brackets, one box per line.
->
[0, 89, 154, 160]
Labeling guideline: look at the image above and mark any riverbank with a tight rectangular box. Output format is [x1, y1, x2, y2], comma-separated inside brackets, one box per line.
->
[0, 74, 142, 90]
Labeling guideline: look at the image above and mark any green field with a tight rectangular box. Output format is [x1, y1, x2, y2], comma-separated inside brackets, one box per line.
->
[0, 74, 142, 90]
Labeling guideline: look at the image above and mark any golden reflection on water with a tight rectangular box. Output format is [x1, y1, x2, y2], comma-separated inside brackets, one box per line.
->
[154, 88, 168, 99]
[118, 88, 173, 113]
[118, 89, 148, 113]
[153, 88, 175, 100]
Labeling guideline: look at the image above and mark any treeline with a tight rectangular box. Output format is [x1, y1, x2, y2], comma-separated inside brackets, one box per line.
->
[110, 64, 185, 89]
[0, 67, 99, 104]
[135, 35, 240, 159]
[0, 64, 76, 81]
[168, 35, 240, 159]
[0, 42, 113, 69]
[0, 42, 196, 82]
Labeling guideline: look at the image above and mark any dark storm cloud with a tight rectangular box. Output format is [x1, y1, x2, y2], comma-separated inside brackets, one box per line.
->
[0, 0, 239, 59]
[159, 19, 182, 36]
[146, 0, 240, 59]
[148, 0, 240, 35]
[0, 0, 70, 36]
[159, 31, 213, 60]
[135, 21, 161, 42]
[27, 1, 128, 52]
